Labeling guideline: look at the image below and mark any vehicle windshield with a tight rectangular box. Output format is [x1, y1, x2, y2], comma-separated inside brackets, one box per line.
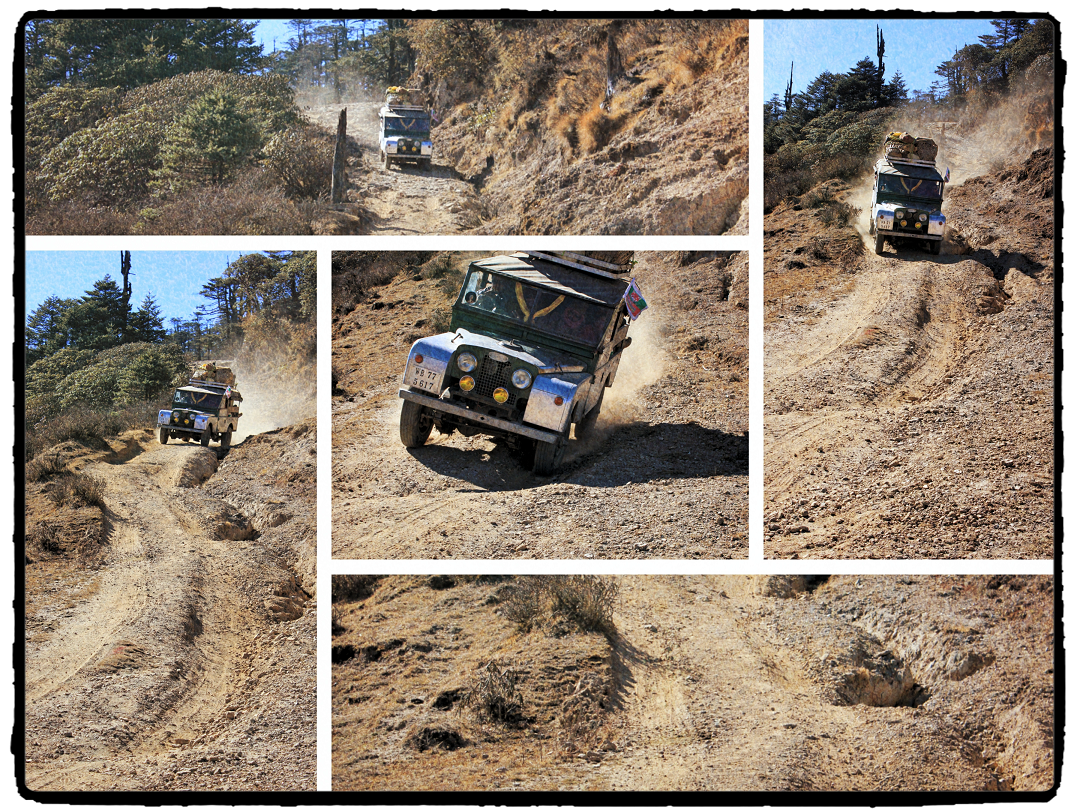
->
[458, 269, 611, 346]
[173, 390, 223, 412]
[383, 118, 430, 139]
[879, 175, 943, 200]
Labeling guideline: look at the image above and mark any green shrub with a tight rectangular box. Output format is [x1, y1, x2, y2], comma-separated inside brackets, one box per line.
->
[155, 89, 262, 189]
[55, 342, 186, 412]
[25, 85, 125, 172]
[39, 109, 165, 204]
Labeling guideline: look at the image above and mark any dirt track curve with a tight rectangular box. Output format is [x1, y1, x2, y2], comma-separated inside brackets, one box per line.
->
[763, 135, 1054, 559]
[24, 436, 316, 791]
[331, 575, 1054, 792]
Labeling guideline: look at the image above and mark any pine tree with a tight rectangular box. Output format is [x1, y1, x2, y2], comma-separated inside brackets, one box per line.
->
[25, 295, 79, 365]
[156, 89, 261, 186]
[128, 293, 167, 343]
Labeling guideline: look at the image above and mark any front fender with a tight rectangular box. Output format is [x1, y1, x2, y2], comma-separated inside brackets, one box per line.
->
[524, 372, 589, 434]
[874, 204, 896, 231]
[402, 333, 457, 394]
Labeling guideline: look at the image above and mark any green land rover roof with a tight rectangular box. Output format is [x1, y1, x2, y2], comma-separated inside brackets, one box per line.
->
[877, 159, 944, 182]
[472, 254, 629, 307]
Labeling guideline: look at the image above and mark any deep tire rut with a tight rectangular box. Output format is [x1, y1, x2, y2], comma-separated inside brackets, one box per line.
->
[24, 440, 303, 790]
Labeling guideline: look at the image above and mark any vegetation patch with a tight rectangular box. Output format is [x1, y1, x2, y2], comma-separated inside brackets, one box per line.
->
[502, 575, 618, 636]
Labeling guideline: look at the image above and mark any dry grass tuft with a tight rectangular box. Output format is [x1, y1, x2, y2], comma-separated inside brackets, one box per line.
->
[462, 661, 526, 723]
[503, 575, 618, 636]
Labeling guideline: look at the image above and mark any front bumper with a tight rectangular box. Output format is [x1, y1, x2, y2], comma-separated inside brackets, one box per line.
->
[399, 388, 560, 444]
[158, 410, 209, 431]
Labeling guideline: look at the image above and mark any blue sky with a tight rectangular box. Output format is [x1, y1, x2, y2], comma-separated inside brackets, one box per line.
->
[251, 19, 379, 53]
[24, 251, 258, 326]
[765, 18, 1004, 101]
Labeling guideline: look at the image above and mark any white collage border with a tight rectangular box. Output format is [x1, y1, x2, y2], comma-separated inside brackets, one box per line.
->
[6, 2, 1070, 803]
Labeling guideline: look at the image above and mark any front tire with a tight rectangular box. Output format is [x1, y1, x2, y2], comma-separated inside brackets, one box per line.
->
[383, 153, 391, 171]
[200, 428, 211, 447]
[929, 239, 942, 255]
[400, 400, 433, 447]
[158, 427, 169, 445]
[874, 232, 886, 255]
[220, 429, 232, 450]
[533, 438, 567, 476]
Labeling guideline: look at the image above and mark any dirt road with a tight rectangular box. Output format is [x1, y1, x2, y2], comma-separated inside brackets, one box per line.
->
[331, 575, 1055, 792]
[332, 252, 749, 560]
[24, 433, 316, 791]
[305, 99, 482, 235]
[763, 142, 1054, 559]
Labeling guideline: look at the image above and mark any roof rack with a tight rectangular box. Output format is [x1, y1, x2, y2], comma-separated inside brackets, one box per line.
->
[883, 155, 938, 168]
[523, 251, 625, 280]
[186, 378, 232, 390]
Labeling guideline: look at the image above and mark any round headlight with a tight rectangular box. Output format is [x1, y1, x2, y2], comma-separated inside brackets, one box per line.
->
[459, 375, 475, 392]
[493, 388, 509, 404]
[511, 369, 532, 389]
[457, 352, 478, 372]
[919, 214, 927, 222]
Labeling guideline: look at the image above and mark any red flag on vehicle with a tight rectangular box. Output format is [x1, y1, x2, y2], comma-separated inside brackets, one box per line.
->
[624, 278, 648, 320]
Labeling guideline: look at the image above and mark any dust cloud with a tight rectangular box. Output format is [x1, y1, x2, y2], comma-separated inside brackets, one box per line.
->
[213, 345, 316, 443]
[886, 67, 1052, 186]
[597, 310, 667, 428]
[845, 64, 1052, 252]
[295, 84, 383, 150]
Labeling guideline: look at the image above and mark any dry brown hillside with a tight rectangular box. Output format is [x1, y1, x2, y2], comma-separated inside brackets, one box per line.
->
[428, 19, 749, 235]
[305, 19, 748, 236]
[331, 575, 1055, 793]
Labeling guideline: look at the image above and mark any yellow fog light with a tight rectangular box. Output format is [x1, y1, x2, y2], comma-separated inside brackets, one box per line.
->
[493, 387, 509, 404]
[901, 220, 908, 227]
[459, 375, 475, 392]
[915, 222, 922, 229]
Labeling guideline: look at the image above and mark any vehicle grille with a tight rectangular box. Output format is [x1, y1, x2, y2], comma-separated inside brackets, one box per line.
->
[476, 355, 515, 408]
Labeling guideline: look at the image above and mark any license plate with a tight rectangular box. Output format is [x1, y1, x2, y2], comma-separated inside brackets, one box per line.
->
[409, 366, 439, 392]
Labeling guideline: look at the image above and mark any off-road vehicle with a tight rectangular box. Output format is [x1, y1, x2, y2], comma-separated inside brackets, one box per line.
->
[157, 364, 243, 448]
[869, 137, 947, 255]
[398, 252, 642, 474]
[379, 87, 432, 171]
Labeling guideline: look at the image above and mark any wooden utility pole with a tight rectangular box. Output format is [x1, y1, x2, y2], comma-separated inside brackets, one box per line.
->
[331, 108, 348, 204]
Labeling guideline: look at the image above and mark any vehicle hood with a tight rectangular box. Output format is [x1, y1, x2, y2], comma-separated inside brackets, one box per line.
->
[454, 328, 586, 373]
